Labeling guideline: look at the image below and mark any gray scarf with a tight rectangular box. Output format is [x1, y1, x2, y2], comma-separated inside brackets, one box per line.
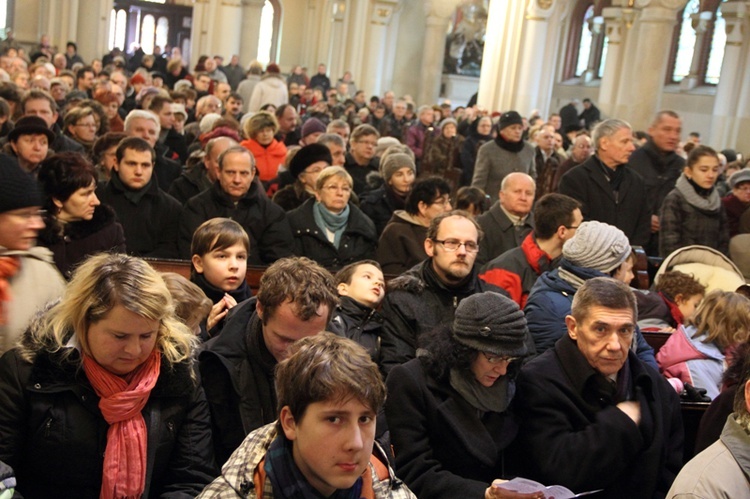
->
[449, 367, 514, 414]
[675, 174, 720, 212]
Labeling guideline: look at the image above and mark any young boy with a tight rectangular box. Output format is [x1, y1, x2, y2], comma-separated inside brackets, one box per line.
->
[329, 260, 386, 365]
[637, 270, 706, 331]
[198, 333, 416, 498]
[191, 217, 252, 338]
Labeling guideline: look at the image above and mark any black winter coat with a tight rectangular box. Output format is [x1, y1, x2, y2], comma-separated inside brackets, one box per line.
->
[360, 186, 404, 237]
[328, 296, 383, 365]
[379, 260, 506, 375]
[199, 298, 278, 465]
[515, 336, 684, 498]
[168, 163, 212, 205]
[97, 175, 182, 258]
[628, 140, 684, 216]
[178, 181, 294, 264]
[385, 359, 520, 499]
[375, 211, 428, 275]
[0, 340, 218, 498]
[287, 198, 377, 270]
[37, 205, 126, 278]
[558, 156, 651, 247]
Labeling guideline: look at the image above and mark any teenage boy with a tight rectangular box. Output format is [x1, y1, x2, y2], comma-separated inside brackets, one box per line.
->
[190, 217, 252, 339]
[330, 260, 386, 364]
[198, 333, 416, 498]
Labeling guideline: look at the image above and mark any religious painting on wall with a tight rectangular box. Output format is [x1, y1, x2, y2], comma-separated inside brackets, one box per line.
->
[443, 0, 489, 76]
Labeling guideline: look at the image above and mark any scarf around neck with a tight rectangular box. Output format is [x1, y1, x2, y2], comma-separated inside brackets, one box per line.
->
[110, 172, 153, 204]
[83, 348, 161, 499]
[0, 256, 20, 325]
[494, 133, 525, 153]
[676, 174, 721, 212]
[192, 271, 251, 305]
[313, 201, 350, 249]
[265, 433, 363, 499]
[450, 367, 514, 413]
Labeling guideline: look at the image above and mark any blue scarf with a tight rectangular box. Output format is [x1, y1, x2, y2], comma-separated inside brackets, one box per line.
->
[265, 433, 363, 499]
[313, 201, 350, 249]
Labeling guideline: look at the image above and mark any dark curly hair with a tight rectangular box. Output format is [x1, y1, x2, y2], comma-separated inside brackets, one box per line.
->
[37, 152, 96, 212]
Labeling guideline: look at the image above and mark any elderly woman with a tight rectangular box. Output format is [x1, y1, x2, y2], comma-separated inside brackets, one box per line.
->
[273, 143, 332, 212]
[4, 115, 53, 176]
[240, 111, 287, 185]
[36, 152, 125, 278]
[288, 165, 377, 269]
[64, 106, 99, 158]
[91, 132, 127, 182]
[0, 253, 217, 497]
[385, 292, 539, 499]
[422, 117, 464, 178]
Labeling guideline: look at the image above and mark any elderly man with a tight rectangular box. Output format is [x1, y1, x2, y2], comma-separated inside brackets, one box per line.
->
[481, 193, 582, 307]
[472, 111, 536, 202]
[199, 256, 339, 464]
[168, 136, 237, 205]
[379, 210, 507, 375]
[516, 277, 683, 497]
[628, 111, 684, 254]
[405, 105, 439, 166]
[123, 109, 182, 191]
[475, 172, 535, 265]
[97, 137, 181, 258]
[534, 123, 565, 198]
[380, 99, 409, 141]
[558, 118, 650, 247]
[0, 158, 65, 355]
[274, 103, 300, 146]
[179, 146, 294, 264]
[553, 133, 592, 187]
[21, 89, 83, 154]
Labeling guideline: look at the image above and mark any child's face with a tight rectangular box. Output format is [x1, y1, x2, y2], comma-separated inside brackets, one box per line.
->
[280, 397, 376, 497]
[337, 264, 385, 308]
[612, 258, 634, 285]
[676, 293, 703, 321]
[191, 241, 248, 292]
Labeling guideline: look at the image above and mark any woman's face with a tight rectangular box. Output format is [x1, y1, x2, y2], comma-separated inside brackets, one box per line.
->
[477, 117, 492, 136]
[442, 123, 457, 138]
[86, 304, 159, 376]
[11, 134, 48, 168]
[57, 180, 100, 222]
[299, 161, 326, 191]
[100, 145, 118, 174]
[105, 101, 119, 120]
[685, 155, 720, 190]
[388, 166, 415, 195]
[69, 114, 97, 142]
[255, 126, 275, 146]
[316, 175, 351, 214]
[470, 351, 513, 387]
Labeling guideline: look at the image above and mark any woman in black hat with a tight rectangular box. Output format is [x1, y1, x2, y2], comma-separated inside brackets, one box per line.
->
[4, 115, 54, 176]
[36, 152, 125, 278]
[385, 291, 538, 499]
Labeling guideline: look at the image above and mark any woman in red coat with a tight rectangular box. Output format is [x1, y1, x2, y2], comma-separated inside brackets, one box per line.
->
[240, 111, 287, 187]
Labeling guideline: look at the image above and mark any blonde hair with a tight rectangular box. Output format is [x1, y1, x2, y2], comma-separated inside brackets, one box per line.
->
[161, 272, 212, 334]
[315, 165, 353, 191]
[23, 254, 197, 367]
[689, 290, 750, 351]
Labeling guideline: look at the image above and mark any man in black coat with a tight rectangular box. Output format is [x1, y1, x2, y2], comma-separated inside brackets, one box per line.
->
[628, 110, 685, 255]
[97, 137, 181, 258]
[168, 136, 237, 205]
[198, 257, 338, 464]
[178, 146, 294, 264]
[515, 277, 683, 497]
[379, 210, 511, 375]
[558, 118, 651, 247]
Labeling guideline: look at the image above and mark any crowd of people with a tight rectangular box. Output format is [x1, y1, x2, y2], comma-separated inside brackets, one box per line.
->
[0, 38, 749, 498]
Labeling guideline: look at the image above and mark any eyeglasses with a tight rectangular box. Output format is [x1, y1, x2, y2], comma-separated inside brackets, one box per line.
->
[431, 196, 452, 207]
[356, 140, 377, 147]
[322, 184, 351, 194]
[75, 123, 97, 128]
[564, 224, 580, 229]
[482, 352, 518, 364]
[433, 239, 479, 253]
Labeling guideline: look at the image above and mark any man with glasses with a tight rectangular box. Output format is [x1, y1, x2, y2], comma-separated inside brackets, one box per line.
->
[476, 172, 536, 265]
[379, 210, 507, 375]
[344, 124, 380, 195]
[0, 157, 65, 355]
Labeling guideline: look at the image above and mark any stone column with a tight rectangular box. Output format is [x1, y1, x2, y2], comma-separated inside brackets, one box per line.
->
[418, 0, 459, 106]
[34, 0, 80, 52]
[361, 1, 399, 97]
[712, 2, 748, 148]
[190, 0, 218, 68]
[583, 15, 605, 83]
[514, 0, 557, 115]
[477, 0, 526, 112]
[239, 0, 266, 64]
[598, 7, 627, 112]
[680, 11, 712, 91]
[75, 0, 113, 63]
[327, 0, 349, 80]
[211, 0, 242, 61]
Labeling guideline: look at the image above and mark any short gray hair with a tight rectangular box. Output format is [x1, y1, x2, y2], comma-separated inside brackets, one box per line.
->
[571, 277, 637, 323]
[592, 118, 631, 151]
[317, 133, 345, 149]
[124, 109, 161, 135]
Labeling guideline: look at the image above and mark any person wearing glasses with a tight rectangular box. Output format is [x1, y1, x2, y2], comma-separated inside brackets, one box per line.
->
[379, 211, 509, 376]
[0, 157, 65, 356]
[288, 166, 376, 270]
[63, 106, 99, 160]
[385, 291, 542, 499]
[344, 124, 381, 195]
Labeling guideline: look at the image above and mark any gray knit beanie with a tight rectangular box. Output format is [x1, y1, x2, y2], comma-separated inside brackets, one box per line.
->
[380, 153, 416, 183]
[562, 220, 631, 272]
[452, 292, 530, 357]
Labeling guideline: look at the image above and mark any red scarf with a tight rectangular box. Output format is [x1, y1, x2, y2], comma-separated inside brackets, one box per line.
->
[659, 292, 684, 326]
[83, 349, 161, 499]
[0, 256, 20, 325]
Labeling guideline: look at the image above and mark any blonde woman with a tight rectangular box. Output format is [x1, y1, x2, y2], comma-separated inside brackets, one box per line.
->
[0, 253, 217, 497]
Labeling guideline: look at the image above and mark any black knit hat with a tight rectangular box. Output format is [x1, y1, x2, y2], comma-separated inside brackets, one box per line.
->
[289, 143, 333, 179]
[498, 111, 523, 131]
[452, 291, 530, 357]
[0, 156, 42, 213]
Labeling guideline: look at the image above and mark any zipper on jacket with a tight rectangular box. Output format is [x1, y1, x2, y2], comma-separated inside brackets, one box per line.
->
[43, 417, 53, 437]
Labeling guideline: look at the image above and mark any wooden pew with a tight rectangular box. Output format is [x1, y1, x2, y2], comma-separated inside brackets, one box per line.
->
[681, 401, 710, 463]
[641, 330, 671, 356]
